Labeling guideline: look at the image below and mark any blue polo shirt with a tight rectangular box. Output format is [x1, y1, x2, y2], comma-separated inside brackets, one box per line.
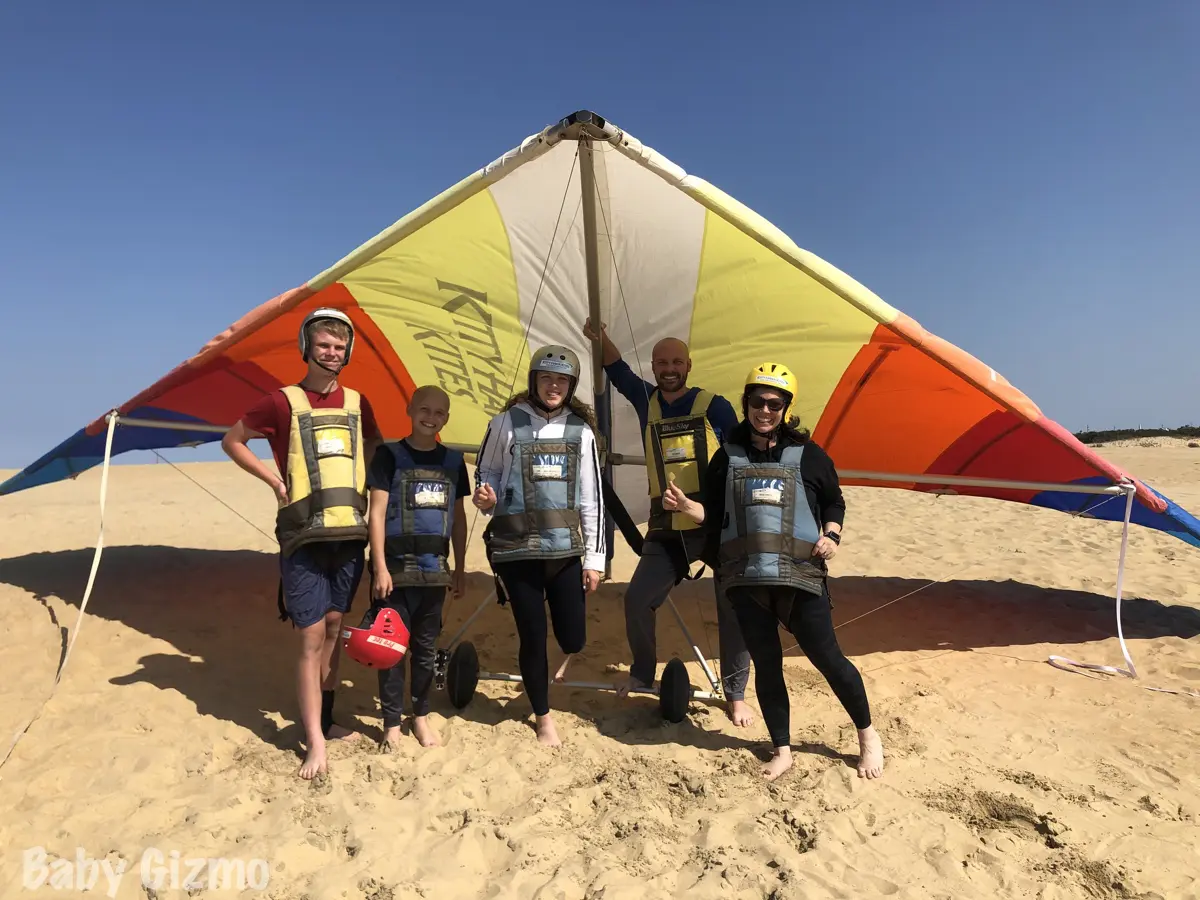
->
[604, 359, 739, 446]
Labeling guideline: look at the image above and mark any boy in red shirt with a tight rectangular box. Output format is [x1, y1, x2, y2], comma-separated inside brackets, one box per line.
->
[222, 308, 381, 780]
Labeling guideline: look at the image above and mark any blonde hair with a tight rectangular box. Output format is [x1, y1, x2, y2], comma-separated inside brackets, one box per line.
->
[503, 391, 597, 430]
[307, 319, 351, 343]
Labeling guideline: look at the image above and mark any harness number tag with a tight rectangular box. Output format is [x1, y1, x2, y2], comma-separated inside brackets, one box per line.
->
[748, 477, 785, 505]
[411, 481, 449, 510]
[663, 445, 692, 462]
[531, 453, 568, 480]
[317, 437, 346, 456]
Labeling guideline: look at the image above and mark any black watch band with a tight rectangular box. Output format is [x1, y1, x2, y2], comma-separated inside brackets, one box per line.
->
[823, 530, 841, 544]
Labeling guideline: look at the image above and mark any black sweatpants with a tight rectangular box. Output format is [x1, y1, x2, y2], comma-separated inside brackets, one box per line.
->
[368, 585, 446, 725]
[728, 582, 871, 748]
[493, 557, 587, 717]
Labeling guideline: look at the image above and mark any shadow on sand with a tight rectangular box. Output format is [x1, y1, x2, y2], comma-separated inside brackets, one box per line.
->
[3, 544, 1198, 763]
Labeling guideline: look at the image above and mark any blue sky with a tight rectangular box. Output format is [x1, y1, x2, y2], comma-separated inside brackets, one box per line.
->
[1, 1, 1196, 471]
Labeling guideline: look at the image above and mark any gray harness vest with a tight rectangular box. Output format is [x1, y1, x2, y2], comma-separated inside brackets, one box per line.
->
[718, 442, 825, 596]
[486, 407, 586, 564]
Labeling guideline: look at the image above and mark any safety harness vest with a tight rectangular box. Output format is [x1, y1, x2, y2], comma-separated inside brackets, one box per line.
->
[645, 388, 719, 536]
[382, 441, 463, 586]
[718, 442, 825, 595]
[486, 406, 586, 564]
[275, 385, 369, 557]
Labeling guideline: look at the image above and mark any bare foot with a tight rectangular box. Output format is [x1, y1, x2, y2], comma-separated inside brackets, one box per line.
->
[298, 742, 328, 780]
[727, 699, 755, 727]
[762, 746, 793, 782]
[411, 716, 441, 748]
[615, 675, 655, 699]
[535, 714, 561, 747]
[325, 723, 361, 742]
[379, 725, 402, 752]
[553, 654, 574, 683]
[857, 726, 884, 779]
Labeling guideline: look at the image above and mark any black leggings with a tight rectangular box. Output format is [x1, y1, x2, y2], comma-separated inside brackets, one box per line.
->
[494, 557, 587, 717]
[728, 582, 871, 748]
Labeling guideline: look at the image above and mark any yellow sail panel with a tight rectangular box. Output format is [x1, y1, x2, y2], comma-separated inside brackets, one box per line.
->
[683, 178, 902, 327]
[687, 208, 881, 430]
[339, 188, 525, 445]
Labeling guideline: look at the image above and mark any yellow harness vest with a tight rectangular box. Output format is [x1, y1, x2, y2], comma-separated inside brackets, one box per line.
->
[275, 385, 369, 556]
[645, 388, 719, 535]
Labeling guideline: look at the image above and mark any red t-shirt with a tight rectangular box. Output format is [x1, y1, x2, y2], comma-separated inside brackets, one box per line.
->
[241, 386, 381, 476]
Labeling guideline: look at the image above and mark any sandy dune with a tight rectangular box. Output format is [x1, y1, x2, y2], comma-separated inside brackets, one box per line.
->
[1, 443, 1198, 899]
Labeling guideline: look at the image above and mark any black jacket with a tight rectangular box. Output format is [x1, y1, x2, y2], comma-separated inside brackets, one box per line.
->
[701, 422, 845, 569]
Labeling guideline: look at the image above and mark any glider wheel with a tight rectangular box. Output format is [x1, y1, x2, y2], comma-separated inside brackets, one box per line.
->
[659, 657, 692, 723]
[446, 641, 480, 710]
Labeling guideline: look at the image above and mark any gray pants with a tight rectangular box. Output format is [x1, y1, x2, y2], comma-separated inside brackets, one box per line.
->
[624, 532, 750, 700]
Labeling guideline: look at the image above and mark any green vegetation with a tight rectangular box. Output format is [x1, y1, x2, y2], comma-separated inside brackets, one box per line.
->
[1074, 425, 1200, 445]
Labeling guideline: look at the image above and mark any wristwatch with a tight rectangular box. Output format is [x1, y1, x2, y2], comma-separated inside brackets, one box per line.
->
[823, 530, 841, 545]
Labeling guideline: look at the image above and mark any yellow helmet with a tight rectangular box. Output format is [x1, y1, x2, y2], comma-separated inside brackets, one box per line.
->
[744, 362, 797, 399]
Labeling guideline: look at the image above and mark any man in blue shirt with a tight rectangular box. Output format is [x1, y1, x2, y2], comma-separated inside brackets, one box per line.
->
[583, 318, 753, 727]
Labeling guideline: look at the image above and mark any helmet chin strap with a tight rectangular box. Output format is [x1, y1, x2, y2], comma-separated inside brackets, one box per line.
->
[306, 352, 346, 377]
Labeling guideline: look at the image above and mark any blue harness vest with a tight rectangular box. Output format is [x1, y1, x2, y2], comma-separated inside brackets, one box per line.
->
[486, 407, 586, 564]
[718, 442, 825, 595]
[383, 441, 462, 586]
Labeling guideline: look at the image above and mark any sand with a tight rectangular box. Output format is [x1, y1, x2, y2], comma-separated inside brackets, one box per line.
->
[1, 444, 1198, 899]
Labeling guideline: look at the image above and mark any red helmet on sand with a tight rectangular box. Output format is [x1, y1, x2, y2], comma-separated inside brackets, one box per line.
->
[342, 608, 410, 669]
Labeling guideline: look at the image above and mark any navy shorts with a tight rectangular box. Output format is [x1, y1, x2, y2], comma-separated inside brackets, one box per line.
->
[279, 542, 366, 629]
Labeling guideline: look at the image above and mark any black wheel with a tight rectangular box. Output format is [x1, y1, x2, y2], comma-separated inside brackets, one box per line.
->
[659, 657, 692, 723]
[446, 641, 480, 710]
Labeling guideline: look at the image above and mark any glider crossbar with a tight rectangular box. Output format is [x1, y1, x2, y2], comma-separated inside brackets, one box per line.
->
[107, 418, 1133, 498]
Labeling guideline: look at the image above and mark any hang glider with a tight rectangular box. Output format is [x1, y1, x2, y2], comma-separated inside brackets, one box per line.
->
[4, 110, 1197, 551]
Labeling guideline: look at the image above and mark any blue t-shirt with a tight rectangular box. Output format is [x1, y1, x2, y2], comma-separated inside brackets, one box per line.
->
[604, 359, 739, 446]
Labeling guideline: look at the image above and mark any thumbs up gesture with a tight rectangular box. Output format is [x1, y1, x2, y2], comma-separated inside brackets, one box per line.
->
[661, 475, 688, 512]
[662, 474, 704, 524]
[473, 482, 497, 511]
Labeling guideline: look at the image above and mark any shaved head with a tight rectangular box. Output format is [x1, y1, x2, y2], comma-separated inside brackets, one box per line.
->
[407, 385, 451, 441]
[650, 336, 692, 396]
[410, 385, 450, 409]
[652, 337, 689, 361]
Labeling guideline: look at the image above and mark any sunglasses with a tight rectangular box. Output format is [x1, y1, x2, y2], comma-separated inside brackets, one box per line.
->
[748, 396, 786, 413]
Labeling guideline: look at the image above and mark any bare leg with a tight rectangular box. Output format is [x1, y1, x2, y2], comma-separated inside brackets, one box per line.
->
[297, 622, 329, 779]
[857, 725, 884, 779]
[319, 611, 359, 742]
[553, 654, 574, 683]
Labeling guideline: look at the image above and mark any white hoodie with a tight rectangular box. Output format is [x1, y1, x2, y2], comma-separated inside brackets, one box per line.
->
[475, 401, 607, 573]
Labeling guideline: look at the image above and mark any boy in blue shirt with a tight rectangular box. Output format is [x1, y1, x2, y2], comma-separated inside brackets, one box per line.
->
[365, 385, 469, 749]
[582, 319, 753, 726]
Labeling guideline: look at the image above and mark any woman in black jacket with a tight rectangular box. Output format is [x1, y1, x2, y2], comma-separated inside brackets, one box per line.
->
[663, 362, 883, 782]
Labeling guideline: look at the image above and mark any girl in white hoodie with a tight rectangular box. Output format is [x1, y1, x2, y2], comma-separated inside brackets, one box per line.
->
[472, 344, 606, 746]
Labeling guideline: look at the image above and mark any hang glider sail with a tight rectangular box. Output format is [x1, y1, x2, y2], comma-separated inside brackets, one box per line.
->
[4, 110, 1197, 549]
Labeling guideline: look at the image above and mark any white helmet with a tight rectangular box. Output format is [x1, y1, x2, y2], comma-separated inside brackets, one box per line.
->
[299, 308, 355, 367]
[528, 344, 581, 408]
